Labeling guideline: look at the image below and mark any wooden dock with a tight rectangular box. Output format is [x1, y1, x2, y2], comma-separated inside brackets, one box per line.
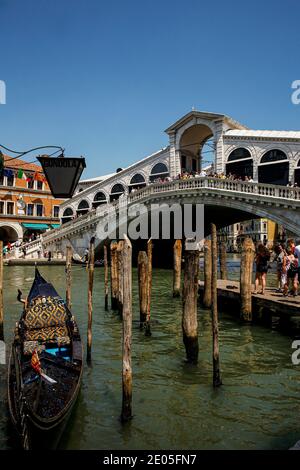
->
[4, 259, 66, 266]
[198, 280, 300, 318]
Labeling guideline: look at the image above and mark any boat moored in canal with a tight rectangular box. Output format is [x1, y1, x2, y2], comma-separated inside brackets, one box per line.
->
[7, 268, 83, 449]
[72, 253, 104, 267]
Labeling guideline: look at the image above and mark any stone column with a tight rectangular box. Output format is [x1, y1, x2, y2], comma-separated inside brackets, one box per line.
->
[169, 131, 181, 178]
[214, 121, 225, 174]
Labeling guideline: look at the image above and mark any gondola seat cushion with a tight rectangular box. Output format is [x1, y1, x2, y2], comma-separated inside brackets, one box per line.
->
[24, 297, 68, 329]
[24, 325, 70, 343]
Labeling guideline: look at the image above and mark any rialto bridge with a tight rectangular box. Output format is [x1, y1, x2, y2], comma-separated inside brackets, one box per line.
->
[21, 110, 300, 258]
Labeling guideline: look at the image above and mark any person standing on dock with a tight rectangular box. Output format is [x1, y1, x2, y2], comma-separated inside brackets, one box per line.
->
[273, 244, 286, 292]
[294, 240, 300, 295]
[284, 244, 298, 297]
[254, 243, 271, 295]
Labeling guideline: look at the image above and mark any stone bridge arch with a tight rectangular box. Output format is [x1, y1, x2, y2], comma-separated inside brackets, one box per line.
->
[42, 178, 300, 257]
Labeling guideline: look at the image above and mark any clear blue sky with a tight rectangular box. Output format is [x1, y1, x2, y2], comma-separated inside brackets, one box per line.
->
[0, 0, 300, 178]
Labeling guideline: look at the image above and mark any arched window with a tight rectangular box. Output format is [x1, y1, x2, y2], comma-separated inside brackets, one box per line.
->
[260, 149, 287, 164]
[92, 191, 107, 208]
[150, 162, 169, 182]
[77, 199, 90, 216]
[128, 174, 146, 192]
[227, 148, 252, 162]
[62, 207, 74, 224]
[226, 148, 253, 180]
[110, 183, 125, 202]
[258, 149, 289, 185]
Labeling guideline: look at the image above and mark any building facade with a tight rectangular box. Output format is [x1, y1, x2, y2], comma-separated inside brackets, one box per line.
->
[0, 155, 64, 243]
[218, 219, 282, 252]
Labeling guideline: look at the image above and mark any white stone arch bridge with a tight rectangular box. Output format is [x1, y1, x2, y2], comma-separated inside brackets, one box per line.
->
[38, 177, 300, 257]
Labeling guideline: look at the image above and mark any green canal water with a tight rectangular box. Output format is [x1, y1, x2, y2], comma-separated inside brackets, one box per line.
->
[1, 261, 300, 450]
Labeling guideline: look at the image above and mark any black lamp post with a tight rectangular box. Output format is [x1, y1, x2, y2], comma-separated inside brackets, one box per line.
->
[37, 154, 86, 198]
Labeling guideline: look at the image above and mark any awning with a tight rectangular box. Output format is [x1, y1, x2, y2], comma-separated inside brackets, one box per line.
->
[51, 224, 60, 229]
[22, 223, 50, 230]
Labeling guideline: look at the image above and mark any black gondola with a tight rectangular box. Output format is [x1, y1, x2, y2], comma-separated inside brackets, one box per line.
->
[8, 268, 83, 449]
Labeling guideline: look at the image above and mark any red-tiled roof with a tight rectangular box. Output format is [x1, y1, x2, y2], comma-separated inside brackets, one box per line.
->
[3, 154, 42, 173]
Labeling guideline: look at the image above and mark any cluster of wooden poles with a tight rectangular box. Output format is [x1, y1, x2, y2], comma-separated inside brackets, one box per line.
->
[0, 228, 255, 423]
[203, 235, 255, 321]
[75, 223, 244, 422]
[77, 235, 154, 422]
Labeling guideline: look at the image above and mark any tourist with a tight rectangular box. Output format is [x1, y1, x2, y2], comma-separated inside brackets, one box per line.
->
[47, 250, 52, 262]
[254, 243, 271, 295]
[273, 243, 286, 292]
[83, 247, 89, 263]
[283, 244, 298, 296]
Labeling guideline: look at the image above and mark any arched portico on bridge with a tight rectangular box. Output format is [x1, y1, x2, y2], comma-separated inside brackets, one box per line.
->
[258, 149, 289, 186]
[92, 191, 107, 208]
[226, 148, 253, 179]
[128, 173, 146, 192]
[178, 123, 215, 174]
[110, 183, 125, 202]
[62, 207, 74, 224]
[77, 199, 90, 217]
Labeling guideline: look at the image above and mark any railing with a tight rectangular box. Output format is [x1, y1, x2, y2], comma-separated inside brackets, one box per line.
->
[41, 177, 300, 245]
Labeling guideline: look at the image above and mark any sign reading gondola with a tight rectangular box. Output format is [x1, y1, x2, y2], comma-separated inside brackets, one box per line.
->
[37, 154, 86, 198]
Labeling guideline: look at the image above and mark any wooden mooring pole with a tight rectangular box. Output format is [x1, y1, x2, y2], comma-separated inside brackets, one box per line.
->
[121, 235, 133, 422]
[173, 239, 182, 297]
[104, 244, 109, 311]
[0, 241, 3, 341]
[138, 251, 148, 328]
[182, 248, 199, 363]
[211, 224, 222, 387]
[240, 237, 255, 322]
[117, 241, 124, 316]
[203, 239, 212, 308]
[87, 238, 95, 364]
[65, 246, 72, 310]
[219, 241, 227, 280]
[110, 241, 118, 310]
[145, 239, 152, 336]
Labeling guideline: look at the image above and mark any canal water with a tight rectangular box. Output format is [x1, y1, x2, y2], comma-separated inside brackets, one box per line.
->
[1, 259, 300, 450]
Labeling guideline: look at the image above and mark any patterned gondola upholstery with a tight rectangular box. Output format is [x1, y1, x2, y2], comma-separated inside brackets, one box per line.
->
[24, 325, 69, 342]
[23, 297, 70, 347]
[24, 297, 68, 329]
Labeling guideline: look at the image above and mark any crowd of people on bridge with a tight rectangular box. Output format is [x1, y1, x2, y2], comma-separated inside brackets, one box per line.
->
[149, 170, 255, 185]
[254, 239, 300, 297]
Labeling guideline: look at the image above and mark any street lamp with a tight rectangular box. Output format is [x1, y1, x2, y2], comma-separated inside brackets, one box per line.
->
[37, 154, 86, 198]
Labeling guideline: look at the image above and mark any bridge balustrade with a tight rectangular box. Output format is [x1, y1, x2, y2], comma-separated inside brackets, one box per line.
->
[41, 177, 300, 247]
